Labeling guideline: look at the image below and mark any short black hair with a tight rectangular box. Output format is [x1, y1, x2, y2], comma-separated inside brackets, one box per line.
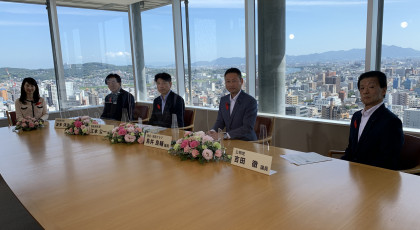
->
[357, 71, 387, 89]
[154, 72, 172, 82]
[105, 73, 122, 85]
[224, 68, 242, 80]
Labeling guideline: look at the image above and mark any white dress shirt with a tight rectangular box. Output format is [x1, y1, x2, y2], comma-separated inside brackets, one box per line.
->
[229, 90, 241, 115]
[358, 102, 384, 141]
[160, 90, 171, 115]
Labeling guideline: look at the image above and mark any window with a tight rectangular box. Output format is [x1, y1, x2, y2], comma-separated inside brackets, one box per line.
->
[382, 0, 420, 128]
[0, 2, 55, 117]
[142, 5, 177, 102]
[182, 0, 246, 108]
[57, 6, 132, 116]
[282, 0, 367, 120]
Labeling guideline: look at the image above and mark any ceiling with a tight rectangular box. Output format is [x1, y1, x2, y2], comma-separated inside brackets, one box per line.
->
[1, 0, 173, 12]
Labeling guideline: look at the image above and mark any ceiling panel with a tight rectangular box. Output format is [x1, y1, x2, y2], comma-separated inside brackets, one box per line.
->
[1, 0, 173, 12]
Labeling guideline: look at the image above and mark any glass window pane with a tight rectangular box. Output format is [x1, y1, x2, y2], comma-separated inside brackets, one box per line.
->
[382, 0, 420, 129]
[0, 2, 55, 118]
[183, 1, 245, 108]
[283, 0, 366, 120]
[57, 7, 132, 116]
[142, 5, 177, 102]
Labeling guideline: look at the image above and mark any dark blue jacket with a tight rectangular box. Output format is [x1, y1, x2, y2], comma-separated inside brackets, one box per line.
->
[342, 104, 404, 170]
[149, 91, 185, 128]
[212, 91, 257, 141]
[101, 89, 135, 121]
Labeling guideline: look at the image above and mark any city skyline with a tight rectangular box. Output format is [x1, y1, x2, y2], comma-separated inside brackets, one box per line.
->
[1, 0, 419, 69]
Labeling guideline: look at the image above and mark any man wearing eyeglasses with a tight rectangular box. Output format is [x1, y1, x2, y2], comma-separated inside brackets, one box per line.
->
[101, 73, 135, 121]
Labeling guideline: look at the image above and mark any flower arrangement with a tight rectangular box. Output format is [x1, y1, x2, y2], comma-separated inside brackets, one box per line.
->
[168, 131, 230, 163]
[106, 122, 145, 144]
[14, 117, 44, 131]
[65, 116, 98, 135]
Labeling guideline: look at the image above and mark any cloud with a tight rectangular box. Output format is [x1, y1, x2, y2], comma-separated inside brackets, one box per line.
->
[106, 51, 131, 58]
[0, 20, 47, 26]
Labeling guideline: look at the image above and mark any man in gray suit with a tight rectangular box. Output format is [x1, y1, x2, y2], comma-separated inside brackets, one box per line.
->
[208, 68, 258, 141]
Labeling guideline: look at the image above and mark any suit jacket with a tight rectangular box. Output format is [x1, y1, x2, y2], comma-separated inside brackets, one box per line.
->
[149, 91, 185, 128]
[342, 104, 404, 170]
[15, 97, 49, 121]
[101, 89, 135, 121]
[212, 91, 257, 141]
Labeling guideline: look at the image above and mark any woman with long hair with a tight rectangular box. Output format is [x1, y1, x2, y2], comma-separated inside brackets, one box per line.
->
[15, 77, 48, 121]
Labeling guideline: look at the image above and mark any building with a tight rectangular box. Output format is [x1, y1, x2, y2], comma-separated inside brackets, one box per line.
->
[404, 108, 420, 128]
[0, 88, 7, 101]
[286, 95, 299, 105]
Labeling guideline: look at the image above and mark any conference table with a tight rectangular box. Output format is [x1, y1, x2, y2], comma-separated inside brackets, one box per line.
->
[1, 121, 420, 230]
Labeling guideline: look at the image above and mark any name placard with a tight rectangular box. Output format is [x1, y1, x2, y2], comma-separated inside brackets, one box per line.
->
[90, 124, 114, 136]
[231, 148, 273, 175]
[144, 133, 172, 150]
[54, 118, 74, 129]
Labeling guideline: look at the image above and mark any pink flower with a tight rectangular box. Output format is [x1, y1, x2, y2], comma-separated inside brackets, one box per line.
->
[92, 120, 98, 124]
[81, 116, 89, 120]
[189, 140, 200, 148]
[127, 127, 135, 133]
[124, 134, 136, 143]
[118, 128, 127, 136]
[184, 146, 190, 153]
[68, 127, 73, 133]
[180, 139, 190, 148]
[202, 149, 213, 160]
[194, 131, 206, 138]
[184, 131, 192, 137]
[215, 149, 222, 158]
[176, 138, 183, 144]
[191, 149, 199, 158]
[135, 127, 142, 133]
[74, 120, 83, 128]
[202, 135, 214, 142]
[74, 128, 80, 135]
[81, 125, 86, 130]
[138, 136, 145, 144]
[22, 123, 27, 128]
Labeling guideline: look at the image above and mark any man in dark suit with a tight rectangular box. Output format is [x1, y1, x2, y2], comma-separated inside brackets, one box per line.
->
[208, 68, 257, 141]
[342, 71, 404, 170]
[149, 72, 185, 128]
[101, 73, 135, 121]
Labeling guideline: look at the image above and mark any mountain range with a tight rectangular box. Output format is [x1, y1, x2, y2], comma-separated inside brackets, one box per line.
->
[188, 45, 420, 67]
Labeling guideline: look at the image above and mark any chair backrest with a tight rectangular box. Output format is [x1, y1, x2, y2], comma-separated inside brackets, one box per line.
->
[400, 134, 420, 170]
[6, 111, 17, 126]
[133, 104, 149, 121]
[183, 109, 196, 129]
[254, 116, 274, 140]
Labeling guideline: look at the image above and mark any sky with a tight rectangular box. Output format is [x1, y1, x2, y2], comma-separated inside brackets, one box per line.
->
[0, 0, 419, 69]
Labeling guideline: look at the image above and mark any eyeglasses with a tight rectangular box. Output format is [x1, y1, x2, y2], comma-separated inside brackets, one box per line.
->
[107, 80, 119, 85]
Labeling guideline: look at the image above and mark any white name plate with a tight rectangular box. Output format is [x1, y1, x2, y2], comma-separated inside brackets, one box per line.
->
[144, 133, 172, 150]
[54, 118, 74, 129]
[231, 148, 273, 175]
[90, 124, 114, 136]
